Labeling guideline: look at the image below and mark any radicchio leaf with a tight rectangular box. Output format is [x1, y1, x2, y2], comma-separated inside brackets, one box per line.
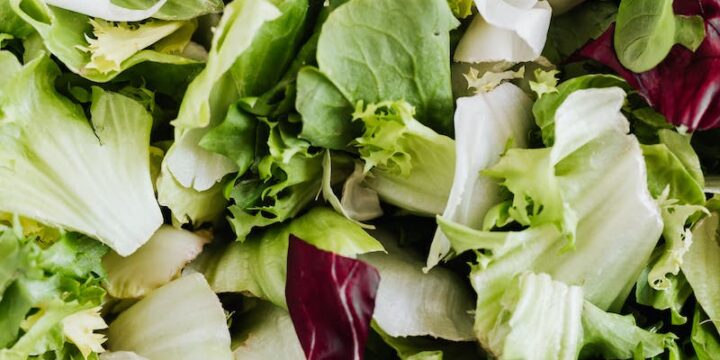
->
[285, 235, 380, 360]
[578, 0, 720, 131]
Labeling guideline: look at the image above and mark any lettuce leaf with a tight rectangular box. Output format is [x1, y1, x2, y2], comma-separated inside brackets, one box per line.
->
[45, 0, 168, 22]
[454, 0, 552, 63]
[580, 301, 675, 359]
[110, 0, 223, 20]
[427, 83, 533, 269]
[682, 212, 720, 335]
[0, 56, 162, 256]
[107, 274, 232, 360]
[231, 302, 304, 360]
[360, 229, 474, 341]
[298, 0, 459, 143]
[192, 207, 384, 308]
[102, 225, 209, 299]
[9, 0, 202, 82]
[487, 272, 583, 360]
[353, 101, 455, 216]
[0, 228, 108, 359]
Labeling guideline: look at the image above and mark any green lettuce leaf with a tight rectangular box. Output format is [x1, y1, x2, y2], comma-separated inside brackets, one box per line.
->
[298, 0, 459, 144]
[192, 207, 384, 308]
[614, 0, 705, 72]
[532, 74, 628, 146]
[354, 100, 455, 216]
[0, 56, 162, 256]
[580, 301, 675, 359]
[427, 83, 533, 269]
[682, 212, 720, 335]
[486, 272, 583, 360]
[102, 225, 209, 299]
[0, 228, 108, 359]
[110, 0, 223, 20]
[635, 251, 692, 325]
[360, 229, 474, 341]
[230, 302, 304, 360]
[107, 274, 232, 360]
[692, 305, 720, 360]
[542, 1, 617, 64]
[9, 0, 201, 82]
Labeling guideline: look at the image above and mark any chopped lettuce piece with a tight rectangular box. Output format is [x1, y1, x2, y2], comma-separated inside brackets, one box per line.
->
[45, 0, 168, 22]
[647, 199, 707, 290]
[532, 74, 628, 146]
[110, 0, 224, 20]
[614, 0, 705, 72]
[580, 301, 675, 359]
[682, 213, 720, 335]
[0, 56, 162, 255]
[163, 0, 280, 191]
[361, 229, 474, 341]
[354, 101, 455, 216]
[193, 207, 384, 308]
[339, 161, 384, 222]
[692, 305, 720, 360]
[454, 0, 552, 63]
[464, 64, 525, 94]
[428, 83, 533, 269]
[0, 229, 108, 359]
[79, 19, 188, 74]
[487, 272, 583, 360]
[487, 87, 663, 310]
[102, 225, 209, 298]
[300, 0, 459, 138]
[636, 250, 692, 325]
[542, 1, 617, 64]
[107, 274, 233, 360]
[231, 302, 304, 360]
[62, 307, 108, 359]
[9, 0, 201, 82]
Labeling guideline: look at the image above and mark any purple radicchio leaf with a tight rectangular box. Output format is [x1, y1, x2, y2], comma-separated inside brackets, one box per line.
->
[578, 0, 720, 131]
[285, 235, 380, 360]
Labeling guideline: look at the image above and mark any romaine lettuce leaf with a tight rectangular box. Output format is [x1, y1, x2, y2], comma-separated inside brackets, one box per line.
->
[487, 272, 583, 360]
[0, 56, 162, 256]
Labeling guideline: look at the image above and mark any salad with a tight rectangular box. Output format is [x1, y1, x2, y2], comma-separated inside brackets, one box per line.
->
[1, 0, 720, 359]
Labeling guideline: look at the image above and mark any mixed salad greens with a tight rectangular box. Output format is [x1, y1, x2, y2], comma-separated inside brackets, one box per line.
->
[2, 0, 720, 359]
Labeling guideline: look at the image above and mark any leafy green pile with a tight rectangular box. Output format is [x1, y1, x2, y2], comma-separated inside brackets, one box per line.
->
[2, 0, 720, 359]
